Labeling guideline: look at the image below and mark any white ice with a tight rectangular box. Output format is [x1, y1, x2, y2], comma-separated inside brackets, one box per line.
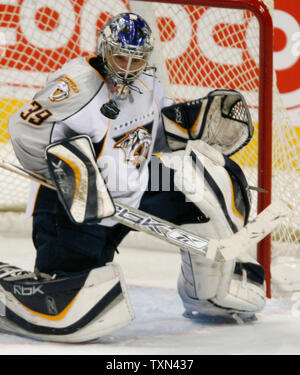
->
[0, 231, 300, 355]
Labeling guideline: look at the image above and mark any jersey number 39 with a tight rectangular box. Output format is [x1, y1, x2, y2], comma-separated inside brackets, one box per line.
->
[20, 100, 53, 126]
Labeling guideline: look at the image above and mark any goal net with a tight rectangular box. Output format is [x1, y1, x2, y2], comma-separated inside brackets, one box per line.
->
[0, 0, 299, 296]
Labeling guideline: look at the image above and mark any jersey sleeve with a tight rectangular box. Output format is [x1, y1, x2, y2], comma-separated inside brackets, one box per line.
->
[8, 57, 106, 178]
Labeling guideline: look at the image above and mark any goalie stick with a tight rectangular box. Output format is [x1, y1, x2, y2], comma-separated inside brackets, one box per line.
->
[0, 159, 290, 262]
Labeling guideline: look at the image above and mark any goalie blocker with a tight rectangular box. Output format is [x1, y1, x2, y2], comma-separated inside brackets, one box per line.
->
[46, 135, 115, 224]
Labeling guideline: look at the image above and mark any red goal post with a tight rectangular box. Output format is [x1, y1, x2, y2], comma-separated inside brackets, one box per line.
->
[135, 0, 274, 296]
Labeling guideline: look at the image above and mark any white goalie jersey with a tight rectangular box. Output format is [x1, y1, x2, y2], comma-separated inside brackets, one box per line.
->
[8, 56, 172, 226]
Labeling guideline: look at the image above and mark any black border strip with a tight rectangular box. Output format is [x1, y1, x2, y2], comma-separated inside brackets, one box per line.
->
[196, 96, 213, 140]
[224, 157, 251, 225]
[190, 151, 238, 234]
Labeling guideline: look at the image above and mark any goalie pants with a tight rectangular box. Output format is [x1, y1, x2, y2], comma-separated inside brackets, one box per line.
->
[32, 166, 203, 275]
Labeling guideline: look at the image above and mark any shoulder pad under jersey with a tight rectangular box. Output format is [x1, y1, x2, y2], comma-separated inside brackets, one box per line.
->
[32, 56, 105, 122]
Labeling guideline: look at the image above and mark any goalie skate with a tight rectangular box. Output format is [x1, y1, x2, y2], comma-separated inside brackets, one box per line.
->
[0, 262, 134, 343]
[178, 272, 258, 324]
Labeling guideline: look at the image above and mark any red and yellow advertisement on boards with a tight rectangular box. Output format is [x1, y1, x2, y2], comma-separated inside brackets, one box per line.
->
[0, 0, 298, 134]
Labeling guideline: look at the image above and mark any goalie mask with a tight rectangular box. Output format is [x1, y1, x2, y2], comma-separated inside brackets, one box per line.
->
[97, 13, 154, 99]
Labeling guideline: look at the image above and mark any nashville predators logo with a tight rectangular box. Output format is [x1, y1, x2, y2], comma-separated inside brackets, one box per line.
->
[49, 75, 79, 102]
[114, 126, 152, 168]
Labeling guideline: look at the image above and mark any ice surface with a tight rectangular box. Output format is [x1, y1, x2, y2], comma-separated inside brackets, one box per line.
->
[0, 233, 300, 355]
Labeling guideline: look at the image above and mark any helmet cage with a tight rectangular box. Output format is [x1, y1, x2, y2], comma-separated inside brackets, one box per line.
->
[103, 41, 151, 85]
[97, 13, 154, 95]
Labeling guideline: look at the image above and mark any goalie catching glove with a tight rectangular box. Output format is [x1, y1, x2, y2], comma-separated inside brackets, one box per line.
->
[46, 135, 115, 224]
[162, 89, 253, 156]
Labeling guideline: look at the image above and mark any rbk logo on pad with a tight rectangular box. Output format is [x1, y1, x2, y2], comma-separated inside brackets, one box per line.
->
[14, 285, 44, 296]
[113, 123, 153, 168]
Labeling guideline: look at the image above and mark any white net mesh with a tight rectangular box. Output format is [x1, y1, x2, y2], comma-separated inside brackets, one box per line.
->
[131, 0, 300, 260]
[0, 0, 299, 261]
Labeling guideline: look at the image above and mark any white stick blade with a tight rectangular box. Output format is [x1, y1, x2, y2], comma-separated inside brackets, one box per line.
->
[213, 200, 291, 261]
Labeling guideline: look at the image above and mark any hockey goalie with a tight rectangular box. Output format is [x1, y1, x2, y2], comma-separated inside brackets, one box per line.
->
[2, 12, 266, 343]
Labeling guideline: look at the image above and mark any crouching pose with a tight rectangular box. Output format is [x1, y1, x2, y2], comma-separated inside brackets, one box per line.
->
[4, 12, 265, 343]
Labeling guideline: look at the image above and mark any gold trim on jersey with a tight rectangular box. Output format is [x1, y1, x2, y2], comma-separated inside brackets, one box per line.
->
[97, 124, 111, 160]
[138, 77, 160, 120]
[29, 184, 42, 217]
[97, 89, 111, 160]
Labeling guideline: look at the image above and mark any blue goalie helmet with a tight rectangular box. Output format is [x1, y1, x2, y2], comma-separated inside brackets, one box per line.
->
[97, 12, 154, 99]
